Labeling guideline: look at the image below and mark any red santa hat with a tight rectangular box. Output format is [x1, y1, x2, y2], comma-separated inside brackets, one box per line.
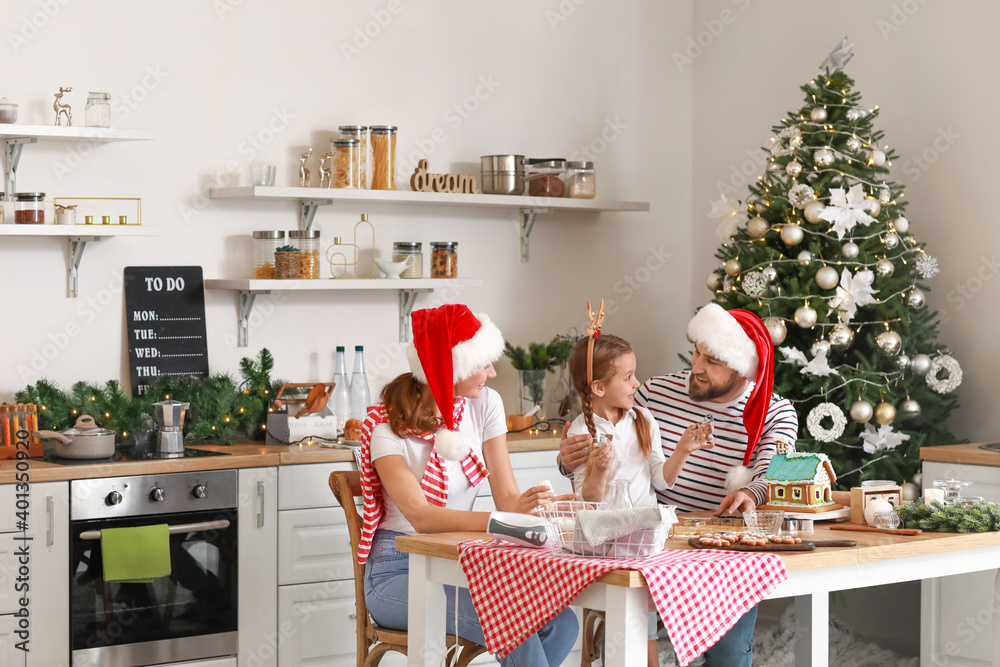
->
[406, 304, 504, 460]
[687, 303, 775, 471]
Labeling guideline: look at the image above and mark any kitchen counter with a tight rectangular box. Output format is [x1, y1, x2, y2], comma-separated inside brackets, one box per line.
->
[0, 429, 559, 483]
[920, 442, 1000, 467]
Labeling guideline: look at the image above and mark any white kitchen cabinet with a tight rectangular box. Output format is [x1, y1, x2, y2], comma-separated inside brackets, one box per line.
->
[0, 480, 70, 667]
[921, 460, 1000, 666]
[277, 579, 357, 667]
[238, 467, 279, 667]
[277, 506, 352, 586]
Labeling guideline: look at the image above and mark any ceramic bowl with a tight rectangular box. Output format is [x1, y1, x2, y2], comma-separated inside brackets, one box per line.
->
[374, 257, 410, 279]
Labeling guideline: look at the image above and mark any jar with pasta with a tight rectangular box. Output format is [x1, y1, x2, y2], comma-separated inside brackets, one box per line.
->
[253, 230, 284, 279]
[289, 229, 321, 279]
[370, 125, 397, 190]
[338, 125, 368, 188]
[330, 138, 360, 188]
[392, 241, 422, 278]
[430, 242, 458, 278]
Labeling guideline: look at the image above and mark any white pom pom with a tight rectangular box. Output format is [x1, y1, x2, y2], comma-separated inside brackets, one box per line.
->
[434, 429, 470, 461]
[725, 466, 753, 493]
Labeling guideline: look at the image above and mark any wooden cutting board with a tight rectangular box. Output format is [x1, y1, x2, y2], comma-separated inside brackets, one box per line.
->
[688, 537, 815, 552]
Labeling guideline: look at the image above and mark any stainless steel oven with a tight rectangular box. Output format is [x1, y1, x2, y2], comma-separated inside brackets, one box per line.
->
[69, 470, 239, 667]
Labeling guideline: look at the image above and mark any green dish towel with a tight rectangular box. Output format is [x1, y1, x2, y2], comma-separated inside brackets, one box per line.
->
[101, 524, 172, 583]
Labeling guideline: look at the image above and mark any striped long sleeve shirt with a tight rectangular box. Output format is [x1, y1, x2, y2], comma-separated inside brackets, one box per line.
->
[635, 371, 799, 512]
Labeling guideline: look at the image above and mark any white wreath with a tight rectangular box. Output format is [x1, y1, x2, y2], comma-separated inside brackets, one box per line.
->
[807, 402, 848, 442]
[927, 355, 962, 394]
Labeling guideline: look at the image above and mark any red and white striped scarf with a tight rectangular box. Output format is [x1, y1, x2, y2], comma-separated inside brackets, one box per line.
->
[357, 400, 490, 563]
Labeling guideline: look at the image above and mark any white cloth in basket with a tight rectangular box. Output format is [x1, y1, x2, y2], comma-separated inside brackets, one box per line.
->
[576, 505, 677, 547]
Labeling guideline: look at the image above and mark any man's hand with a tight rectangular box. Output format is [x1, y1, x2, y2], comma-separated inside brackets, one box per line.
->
[589, 439, 613, 471]
[712, 489, 757, 516]
[559, 421, 592, 471]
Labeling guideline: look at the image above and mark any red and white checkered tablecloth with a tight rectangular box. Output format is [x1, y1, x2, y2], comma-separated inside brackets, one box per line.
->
[458, 539, 788, 665]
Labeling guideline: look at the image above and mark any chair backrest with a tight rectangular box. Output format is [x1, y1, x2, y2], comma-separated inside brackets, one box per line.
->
[330, 471, 372, 664]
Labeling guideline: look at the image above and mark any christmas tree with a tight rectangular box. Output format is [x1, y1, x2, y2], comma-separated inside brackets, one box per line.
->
[705, 38, 962, 488]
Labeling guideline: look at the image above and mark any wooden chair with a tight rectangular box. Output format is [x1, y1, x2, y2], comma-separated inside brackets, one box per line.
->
[580, 608, 605, 667]
[330, 471, 489, 667]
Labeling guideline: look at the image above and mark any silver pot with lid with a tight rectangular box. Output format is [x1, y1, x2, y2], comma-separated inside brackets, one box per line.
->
[480, 155, 525, 195]
[35, 415, 116, 459]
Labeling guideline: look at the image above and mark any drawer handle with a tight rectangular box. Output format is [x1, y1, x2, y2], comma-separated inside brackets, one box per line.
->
[46, 496, 54, 547]
[349, 613, 357, 620]
[257, 480, 265, 528]
[79, 519, 230, 541]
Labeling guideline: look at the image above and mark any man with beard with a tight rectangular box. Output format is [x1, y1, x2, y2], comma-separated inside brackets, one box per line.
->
[556, 303, 798, 667]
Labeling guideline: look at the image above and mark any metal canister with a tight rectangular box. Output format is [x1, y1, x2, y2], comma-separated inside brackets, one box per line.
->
[252, 230, 285, 279]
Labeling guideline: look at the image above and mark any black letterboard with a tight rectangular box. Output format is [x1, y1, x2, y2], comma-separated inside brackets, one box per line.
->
[124, 266, 209, 397]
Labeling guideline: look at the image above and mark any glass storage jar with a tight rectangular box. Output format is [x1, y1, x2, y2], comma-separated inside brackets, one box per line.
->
[338, 126, 368, 188]
[252, 230, 284, 279]
[370, 125, 398, 190]
[14, 192, 45, 224]
[430, 242, 458, 278]
[526, 159, 566, 197]
[330, 138, 360, 188]
[85, 92, 111, 128]
[565, 160, 596, 199]
[289, 229, 321, 279]
[392, 241, 423, 279]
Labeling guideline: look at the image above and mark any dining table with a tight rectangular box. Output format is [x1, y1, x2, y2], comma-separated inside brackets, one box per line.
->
[396, 519, 1000, 666]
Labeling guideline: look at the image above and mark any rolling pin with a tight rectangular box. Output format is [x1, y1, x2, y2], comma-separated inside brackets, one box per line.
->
[829, 524, 922, 536]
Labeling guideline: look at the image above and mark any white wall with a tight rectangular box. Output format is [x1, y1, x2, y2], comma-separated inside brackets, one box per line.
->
[1, 0, 693, 408]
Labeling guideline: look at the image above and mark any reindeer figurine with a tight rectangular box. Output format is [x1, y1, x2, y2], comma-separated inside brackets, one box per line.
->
[299, 148, 313, 187]
[318, 152, 333, 188]
[53, 87, 73, 126]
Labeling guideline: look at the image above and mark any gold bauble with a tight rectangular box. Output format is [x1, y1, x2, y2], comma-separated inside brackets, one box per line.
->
[815, 266, 839, 290]
[828, 324, 854, 349]
[707, 271, 722, 291]
[747, 216, 770, 239]
[875, 401, 896, 425]
[724, 259, 742, 276]
[780, 223, 804, 246]
[865, 196, 881, 218]
[850, 400, 874, 423]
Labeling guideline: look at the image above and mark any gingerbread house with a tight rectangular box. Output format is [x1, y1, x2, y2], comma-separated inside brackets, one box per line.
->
[757, 450, 841, 513]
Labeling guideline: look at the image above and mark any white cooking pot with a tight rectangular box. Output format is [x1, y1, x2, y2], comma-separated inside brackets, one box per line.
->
[35, 415, 116, 459]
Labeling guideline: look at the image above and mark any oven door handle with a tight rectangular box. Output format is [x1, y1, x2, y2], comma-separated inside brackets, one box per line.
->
[78, 519, 231, 541]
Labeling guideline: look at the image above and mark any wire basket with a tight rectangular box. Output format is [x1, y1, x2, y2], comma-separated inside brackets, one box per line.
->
[538, 501, 675, 559]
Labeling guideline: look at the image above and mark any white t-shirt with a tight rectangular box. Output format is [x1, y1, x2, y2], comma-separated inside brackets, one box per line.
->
[568, 406, 667, 508]
[369, 387, 507, 534]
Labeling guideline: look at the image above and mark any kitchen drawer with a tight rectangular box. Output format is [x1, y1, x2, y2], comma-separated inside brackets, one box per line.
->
[277, 579, 357, 667]
[278, 462, 355, 510]
[0, 484, 20, 533]
[278, 507, 353, 585]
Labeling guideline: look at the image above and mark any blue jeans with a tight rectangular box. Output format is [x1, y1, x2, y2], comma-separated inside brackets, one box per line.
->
[364, 529, 579, 666]
[699, 603, 757, 667]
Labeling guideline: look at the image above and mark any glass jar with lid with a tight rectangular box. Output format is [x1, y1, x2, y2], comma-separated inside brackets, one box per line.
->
[370, 125, 398, 190]
[526, 159, 566, 197]
[430, 242, 458, 278]
[14, 192, 45, 224]
[392, 241, 422, 279]
[565, 160, 596, 199]
[252, 230, 284, 279]
[330, 138, 360, 188]
[85, 92, 111, 128]
[289, 229, 321, 279]
[338, 126, 368, 188]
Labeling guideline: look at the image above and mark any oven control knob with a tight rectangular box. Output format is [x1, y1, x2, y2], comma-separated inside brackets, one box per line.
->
[150, 487, 166, 503]
[192, 485, 207, 499]
[105, 491, 123, 506]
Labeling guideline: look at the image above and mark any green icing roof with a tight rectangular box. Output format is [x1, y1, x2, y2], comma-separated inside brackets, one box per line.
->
[765, 454, 827, 482]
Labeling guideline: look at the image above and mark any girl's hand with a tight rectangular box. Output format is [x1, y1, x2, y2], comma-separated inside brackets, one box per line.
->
[514, 484, 576, 514]
[589, 439, 614, 471]
[677, 423, 714, 454]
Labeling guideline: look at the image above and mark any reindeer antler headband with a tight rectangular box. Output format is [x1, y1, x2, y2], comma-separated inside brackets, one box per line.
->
[585, 298, 605, 385]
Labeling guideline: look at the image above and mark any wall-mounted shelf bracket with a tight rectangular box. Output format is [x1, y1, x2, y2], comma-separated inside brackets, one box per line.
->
[399, 289, 431, 342]
[4, 136, 37, 198]
[237, 290, 264, 348]
[518, 207, 551, 263]
[67, 236, 107, 298]
[299, 199, 333, 231]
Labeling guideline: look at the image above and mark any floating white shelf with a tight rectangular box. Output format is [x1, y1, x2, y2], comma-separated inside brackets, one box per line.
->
[209, 186, 650, 262]
[0, 125, 155, 141]
[205, 277, 484, 347]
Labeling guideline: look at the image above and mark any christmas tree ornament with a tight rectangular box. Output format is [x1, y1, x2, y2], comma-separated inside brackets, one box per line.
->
[850, 400, 874, 423]
[900, 399, 922, 419]
[916, 254, 940, 279]
[742, 271, 767, 298]
[865, 196, 881, 218]
[927, 355, 963, 394]
[746, 216, 770, 239]
[876, 330, 903, 356]
[819, 184, 877, 239]
[815, 266, 840, 289]
[781, 223, 805, 246]
[892, 216, 909, 233]
[761, 266, 778, 283]
[876, 258, 895, 278]
[803, 200, 826, 223]
[884, 232, 900, 250]
[907, 288, 926, 309]
[811, 340, 831, 357]
[794, 304, 818, 328]
[846, 108, 863, 122]
[875, 401, 896, 425]
[828, 324, 854, 349]
[810, 107, 828, 122]
[797, 250, 813, 265]
[911, 353, 933, 376]
[842, 242, 860, 259]
[897, 353, 911, 370]
[764, 317, 787, 345]
[789, 134, 803, 148]
[879, 186, 892, 203]
[869, 149, 887, 166]
[786, 160, 803, 178]
[789, 183, 816, 208]
[846, 135, 862, 151]
[901, 482, 919, 501]
[706, 270, 722, 291]
[807, 403, 848, 442]
[723, 275, 735, 292]
[813, 148, 835, 167]
[724, 259, 742, 276]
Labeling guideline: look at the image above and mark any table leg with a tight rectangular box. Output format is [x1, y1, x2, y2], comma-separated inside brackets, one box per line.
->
[602, 585, 649, 667]
[408, 553, 447, 667]
[794, 593, 828, 667]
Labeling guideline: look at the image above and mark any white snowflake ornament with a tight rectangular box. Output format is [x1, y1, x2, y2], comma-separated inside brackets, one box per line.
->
[916, 254, 940, 279]
[818, 184, 876, 239]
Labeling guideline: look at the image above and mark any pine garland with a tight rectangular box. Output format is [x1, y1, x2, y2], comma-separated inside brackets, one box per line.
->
[897, 500, 1000, 533]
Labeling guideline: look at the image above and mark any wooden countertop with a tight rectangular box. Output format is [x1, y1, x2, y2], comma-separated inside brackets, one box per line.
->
[0, 429, 560, 484]
[920, 442, 1000, 466]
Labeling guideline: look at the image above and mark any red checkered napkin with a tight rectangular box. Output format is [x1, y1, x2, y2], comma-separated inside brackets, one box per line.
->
[458, 540, 787, 665]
